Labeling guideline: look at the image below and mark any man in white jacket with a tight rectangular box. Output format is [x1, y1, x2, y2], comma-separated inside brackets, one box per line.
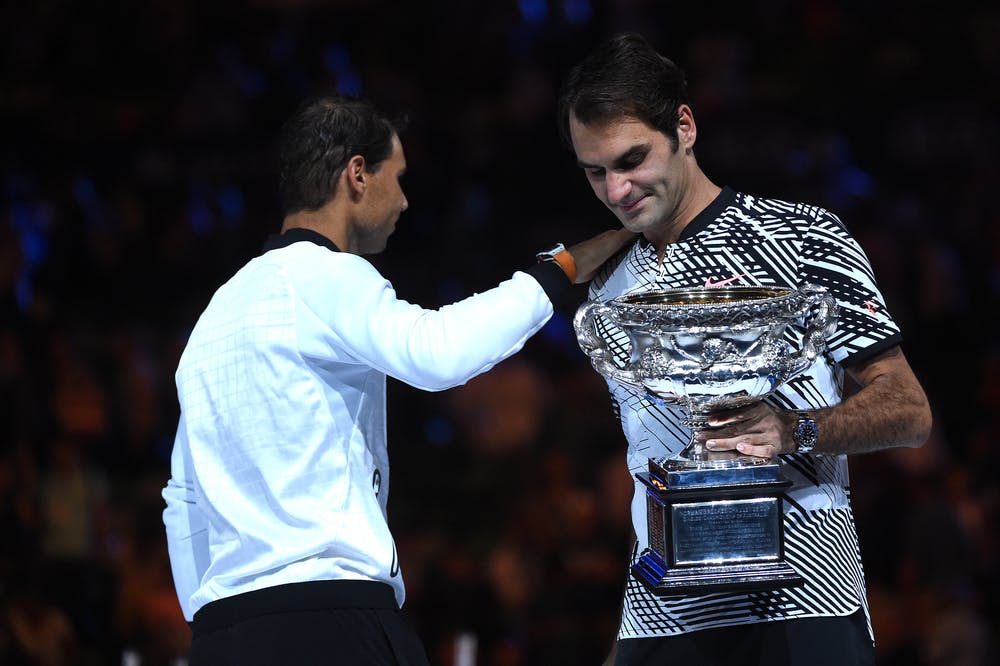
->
[161, 94, 632, 665]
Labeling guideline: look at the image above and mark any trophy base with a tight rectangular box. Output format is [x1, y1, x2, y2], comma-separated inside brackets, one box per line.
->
[634, 462, 803, 597]
[632, 549, 805, 596]
[657, 454, 785, 489]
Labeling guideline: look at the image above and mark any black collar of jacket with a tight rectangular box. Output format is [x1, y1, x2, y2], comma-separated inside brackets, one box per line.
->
[262, 228, 341, 255]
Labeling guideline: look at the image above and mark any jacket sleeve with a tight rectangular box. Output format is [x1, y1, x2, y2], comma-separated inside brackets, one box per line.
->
[292, 252, 569, 391]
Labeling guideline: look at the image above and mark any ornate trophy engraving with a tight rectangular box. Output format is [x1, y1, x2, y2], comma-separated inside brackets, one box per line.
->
[574, 285, 838, 596]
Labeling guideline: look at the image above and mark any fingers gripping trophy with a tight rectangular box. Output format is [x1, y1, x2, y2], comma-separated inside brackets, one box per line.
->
[574, 285, 838, 596]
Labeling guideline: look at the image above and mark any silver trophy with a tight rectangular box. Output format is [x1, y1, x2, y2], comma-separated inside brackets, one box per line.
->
[574, 285, 838, 596]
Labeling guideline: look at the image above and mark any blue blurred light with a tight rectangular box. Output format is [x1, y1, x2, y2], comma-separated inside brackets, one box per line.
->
[11, 203, 51, 265]
[8, 200, 50, 312]
[72, 176, 100, 210]
[541, 311, 573, 345]
[188, 198, 215, 236]
[336, 71, 362, 96]
[219, 185, 245, 223]
[323, 43, 362, 94]
[840, 166, 875, 198]
[563, 0, 592, 24]
[826, 165, 876, 209]
[519, 0, 548, 24]
[156, 435, 174, 463]
[323, 44, 352, 74]
[20, 226, 48, 265]
[425, 416, 454, 446]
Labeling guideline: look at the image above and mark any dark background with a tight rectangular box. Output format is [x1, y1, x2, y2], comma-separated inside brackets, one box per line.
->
[1, 1, 997, 664]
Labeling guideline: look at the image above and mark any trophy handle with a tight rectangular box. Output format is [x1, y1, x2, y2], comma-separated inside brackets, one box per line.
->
[573, 300, 644, 391]
[789, 284, 839, 373]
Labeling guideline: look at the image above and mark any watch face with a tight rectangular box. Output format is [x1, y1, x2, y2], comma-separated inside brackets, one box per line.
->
[538, 243, 566, 258]
[795, 417, 818, 452]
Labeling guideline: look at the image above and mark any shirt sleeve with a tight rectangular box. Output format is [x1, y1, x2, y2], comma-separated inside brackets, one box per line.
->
[290, 250, 565, 392]
[797, 210, 902, 367]
[162, 427, 210, 621]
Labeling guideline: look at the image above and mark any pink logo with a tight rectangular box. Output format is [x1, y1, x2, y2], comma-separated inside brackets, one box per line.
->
[864, 300, 880, 317]
[704, 274, 746, 288]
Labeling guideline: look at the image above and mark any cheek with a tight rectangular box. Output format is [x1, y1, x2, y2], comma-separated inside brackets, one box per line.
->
[634, 166, 661, 189]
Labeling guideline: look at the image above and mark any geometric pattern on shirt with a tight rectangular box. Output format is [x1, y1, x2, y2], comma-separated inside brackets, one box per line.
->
[587, 190, 894, 639]
[619, 507, 872, 640]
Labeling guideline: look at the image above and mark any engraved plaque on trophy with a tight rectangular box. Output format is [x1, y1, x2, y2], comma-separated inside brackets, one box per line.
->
[574, 285, 838, 596]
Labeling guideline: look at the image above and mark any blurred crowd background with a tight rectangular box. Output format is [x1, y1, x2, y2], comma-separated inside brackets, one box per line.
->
[1, 0, 997, 664]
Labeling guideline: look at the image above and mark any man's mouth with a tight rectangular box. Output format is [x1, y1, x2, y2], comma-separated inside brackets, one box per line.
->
[619, 195, 649, 214]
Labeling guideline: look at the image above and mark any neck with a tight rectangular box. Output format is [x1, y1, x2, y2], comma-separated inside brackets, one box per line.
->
[282, 202, 354, 253]
[647, 173, 721, 261]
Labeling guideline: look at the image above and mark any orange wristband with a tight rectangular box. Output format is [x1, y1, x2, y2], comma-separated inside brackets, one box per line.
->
[536, 243, 577, 282]
[552, 249, 577, 282]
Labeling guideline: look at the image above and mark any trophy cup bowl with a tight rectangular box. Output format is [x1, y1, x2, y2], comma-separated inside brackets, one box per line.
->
[574, 284, 838, 596]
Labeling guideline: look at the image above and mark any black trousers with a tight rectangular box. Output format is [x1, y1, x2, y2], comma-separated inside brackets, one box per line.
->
[616, 608, 874, 666]
[189, 580, 429, 666]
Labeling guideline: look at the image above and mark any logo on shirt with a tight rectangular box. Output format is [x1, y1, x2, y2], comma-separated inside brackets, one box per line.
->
[704, 274, 746, 288]
[864, 300, 881, 318]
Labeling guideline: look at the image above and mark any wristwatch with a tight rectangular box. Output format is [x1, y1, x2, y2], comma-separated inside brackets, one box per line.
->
[793, 413, 819, 454]
[536, 242, 577, 282]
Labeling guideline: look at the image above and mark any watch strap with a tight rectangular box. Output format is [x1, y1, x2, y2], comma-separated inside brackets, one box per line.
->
[536, 243, 577, 283]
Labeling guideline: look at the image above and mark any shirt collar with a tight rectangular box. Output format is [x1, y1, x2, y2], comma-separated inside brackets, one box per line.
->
[638, 186, 738, 248]
[261, 228, 341, 255]
[677, 186, 737, 241]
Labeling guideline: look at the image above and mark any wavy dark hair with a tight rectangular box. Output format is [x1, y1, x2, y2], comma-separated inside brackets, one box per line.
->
[558, 32, 690, 153]
[278, 94, 407, 215]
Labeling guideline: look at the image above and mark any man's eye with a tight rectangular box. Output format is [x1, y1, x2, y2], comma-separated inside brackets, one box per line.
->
[586, 168, 604, 178]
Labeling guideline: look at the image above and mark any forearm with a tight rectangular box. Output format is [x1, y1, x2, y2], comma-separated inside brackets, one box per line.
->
[704, 346, 932, 459]
[809, 366, 932, 455]
[566, 228, 636, 283]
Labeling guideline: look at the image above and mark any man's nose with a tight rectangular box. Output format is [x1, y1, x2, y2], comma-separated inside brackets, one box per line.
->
[606, 173, 632, 204]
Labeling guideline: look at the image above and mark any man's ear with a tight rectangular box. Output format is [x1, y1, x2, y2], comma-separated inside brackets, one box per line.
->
[677, 104, 697, 155]
[345, 154, 367, 197]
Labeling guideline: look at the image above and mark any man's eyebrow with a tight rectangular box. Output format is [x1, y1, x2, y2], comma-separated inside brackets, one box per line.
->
[576, 143, 651, 169]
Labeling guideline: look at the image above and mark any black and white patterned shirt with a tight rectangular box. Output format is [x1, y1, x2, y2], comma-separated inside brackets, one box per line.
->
[588, 187, 900, 639]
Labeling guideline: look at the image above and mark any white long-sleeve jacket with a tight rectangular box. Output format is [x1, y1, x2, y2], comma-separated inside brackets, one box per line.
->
[163, 229, 566, 621]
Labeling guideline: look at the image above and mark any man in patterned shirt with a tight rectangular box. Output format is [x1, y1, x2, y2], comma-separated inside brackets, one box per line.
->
[557, 33, 932, 666]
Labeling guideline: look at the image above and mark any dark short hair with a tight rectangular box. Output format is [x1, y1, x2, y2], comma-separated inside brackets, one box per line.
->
[278, 94, 406, 215]
[558, 32, 690, 152]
